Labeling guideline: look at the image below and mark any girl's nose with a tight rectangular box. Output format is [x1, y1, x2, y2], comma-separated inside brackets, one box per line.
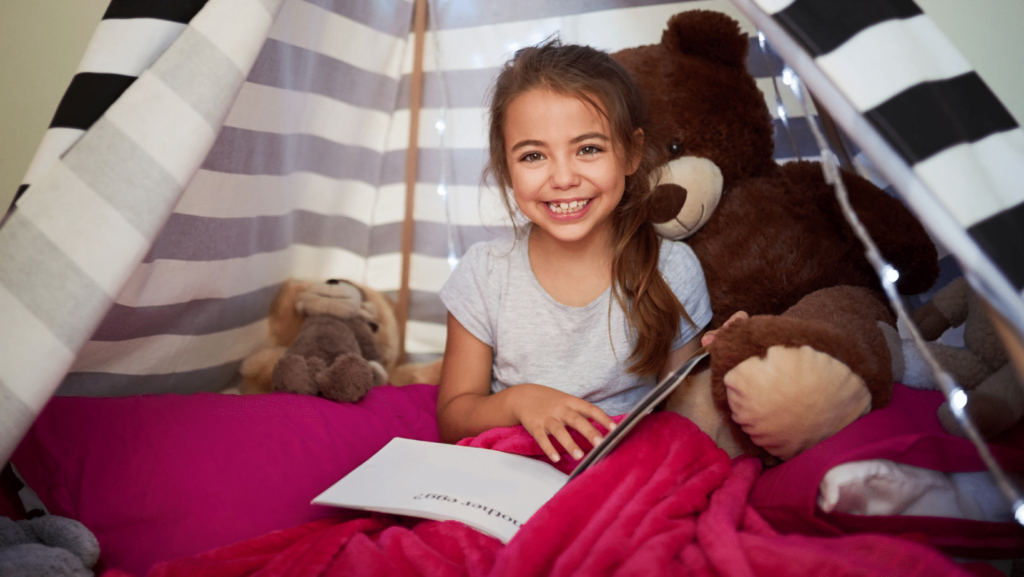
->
[549, 158, 580, 189]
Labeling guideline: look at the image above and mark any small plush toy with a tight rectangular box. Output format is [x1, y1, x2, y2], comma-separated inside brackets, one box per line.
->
[270, 279, 389, 403]
[612, 10, 940, 463]
[238, 278, 400, 402]
[901, 276, 1024, 439]
[0, 515, 99, 576]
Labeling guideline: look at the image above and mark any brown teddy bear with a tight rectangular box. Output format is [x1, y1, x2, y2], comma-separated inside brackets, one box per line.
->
[611, 10, 940, 463]
[271, 279, 389, 402]
[238, 278, 401, 399]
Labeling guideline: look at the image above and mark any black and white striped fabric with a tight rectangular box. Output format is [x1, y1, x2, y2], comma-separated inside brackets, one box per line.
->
[1, 0, 837, 463]
[0, 0, 283, 466]
[11, 0, 209, 207]
[733, 0, 1024, 321]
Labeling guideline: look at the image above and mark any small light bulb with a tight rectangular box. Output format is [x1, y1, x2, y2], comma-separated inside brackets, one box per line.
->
[1014, 502, 1024, 526]
[951, 388, 968, 412]
[437, 183, 447, 197]
[758, 31, 766, 51]
[435, 118, 446, 134]
[782, 67, 795, 86]
[447, 251, 459, 270]
[883, 265, 900, 284]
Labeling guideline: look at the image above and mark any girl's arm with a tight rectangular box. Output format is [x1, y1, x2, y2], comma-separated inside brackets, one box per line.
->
[659, 331, 706, 382]
[437, 313, 615, 462]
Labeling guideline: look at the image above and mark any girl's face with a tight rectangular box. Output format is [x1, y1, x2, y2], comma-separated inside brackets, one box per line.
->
[503, 87, 635, 248]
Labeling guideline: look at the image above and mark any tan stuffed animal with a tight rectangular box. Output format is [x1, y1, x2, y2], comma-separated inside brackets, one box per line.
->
[238, 278, 401, 395]
[906, 276, 1024, 439]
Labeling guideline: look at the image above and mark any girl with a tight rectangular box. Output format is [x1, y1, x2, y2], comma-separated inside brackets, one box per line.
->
[437, 40, 712, 463]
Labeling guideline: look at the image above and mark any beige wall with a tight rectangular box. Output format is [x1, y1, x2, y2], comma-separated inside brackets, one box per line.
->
[0, 0, 108, 212]
[0, 1, 1021, 215]
[918, 0, 1024, 126]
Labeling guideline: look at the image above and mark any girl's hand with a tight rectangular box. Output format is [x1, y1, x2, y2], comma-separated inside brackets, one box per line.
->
[701, 311, 749, 347]
[506, 384, 616, 462]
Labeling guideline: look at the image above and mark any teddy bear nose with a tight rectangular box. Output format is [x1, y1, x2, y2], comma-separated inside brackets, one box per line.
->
[649, 183, 688, 223]
[326, 279, 340, 285]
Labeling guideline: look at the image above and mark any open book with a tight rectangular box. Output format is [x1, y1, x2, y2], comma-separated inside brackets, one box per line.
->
[312, 347, 709, 543]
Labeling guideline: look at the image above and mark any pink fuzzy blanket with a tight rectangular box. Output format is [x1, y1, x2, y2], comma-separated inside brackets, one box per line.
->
[113, 413, 974, 577]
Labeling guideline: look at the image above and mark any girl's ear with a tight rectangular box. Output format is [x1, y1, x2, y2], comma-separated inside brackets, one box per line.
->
[626, 128, 644, 175]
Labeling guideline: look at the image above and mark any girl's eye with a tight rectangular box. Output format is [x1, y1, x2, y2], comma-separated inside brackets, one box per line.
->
[521, 152, 543, 162]
[578, 145, 602, 156]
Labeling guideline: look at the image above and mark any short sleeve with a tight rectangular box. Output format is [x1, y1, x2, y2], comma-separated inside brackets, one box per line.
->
[438, 241, 499, 347]
[659, 240, 712, 348]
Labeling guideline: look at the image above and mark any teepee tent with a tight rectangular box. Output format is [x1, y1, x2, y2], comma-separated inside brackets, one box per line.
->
[0, 0, 842, 466]
[1, 0, 1022, 518]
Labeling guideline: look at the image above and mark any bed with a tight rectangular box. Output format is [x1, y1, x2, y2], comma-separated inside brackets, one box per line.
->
[8, 380, 1024, 576]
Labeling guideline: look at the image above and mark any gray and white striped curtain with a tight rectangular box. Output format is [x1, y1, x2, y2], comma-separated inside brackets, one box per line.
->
[0, 0, 862, 466]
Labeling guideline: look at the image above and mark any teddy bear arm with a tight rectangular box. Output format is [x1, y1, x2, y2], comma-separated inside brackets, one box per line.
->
[708, 287, 896, 462]
[937, 362, 1024, 439]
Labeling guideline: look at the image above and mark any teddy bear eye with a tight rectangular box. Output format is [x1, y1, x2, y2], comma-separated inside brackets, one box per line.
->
[668, 140, 683, 156]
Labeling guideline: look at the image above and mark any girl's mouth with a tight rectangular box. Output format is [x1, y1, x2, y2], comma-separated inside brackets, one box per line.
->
[546, 199, 590, 214]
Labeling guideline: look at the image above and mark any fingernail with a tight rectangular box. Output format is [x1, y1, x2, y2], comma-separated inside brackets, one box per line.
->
[608, 422, 617, 430]
[550, 453, 560, 462]
[573, 449, 584, 460]
[593, 436, 603, 445]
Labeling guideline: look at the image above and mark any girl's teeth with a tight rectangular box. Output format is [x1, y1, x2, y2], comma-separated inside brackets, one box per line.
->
[548, 199, 588, 213]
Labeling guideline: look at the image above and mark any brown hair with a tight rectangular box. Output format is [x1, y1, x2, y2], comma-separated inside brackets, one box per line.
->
[485, 39, 693, 375]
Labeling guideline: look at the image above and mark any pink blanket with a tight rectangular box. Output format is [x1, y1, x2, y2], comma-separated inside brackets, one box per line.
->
[115, 413, 974, 577]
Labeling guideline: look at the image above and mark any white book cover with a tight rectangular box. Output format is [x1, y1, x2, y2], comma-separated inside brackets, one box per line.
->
[313, 348, 709, 543]
[312, 437, 568, 542]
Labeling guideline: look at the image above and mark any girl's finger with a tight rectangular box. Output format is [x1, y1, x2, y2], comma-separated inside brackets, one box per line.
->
[575, 403, 616, 439]
[564, 412, 607, 447]
[547, 422, 584, 461]
[527, 425, 562, 463]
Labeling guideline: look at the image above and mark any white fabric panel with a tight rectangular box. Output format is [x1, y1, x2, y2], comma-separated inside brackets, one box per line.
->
[0, 285, 76, 409]
[225, 83, 394, 151]
[408, 107, 488, 150]
[914, 130, 1024, 229]
[191, 0, 275, 70]
[79, 18, 187, 76]
[19, 128, 86, 188]
[365, 253, 404, 292]
[409, 253, 456, 293]
[70, 322, 268, 374]
[105, 73, 217, 187]
[816, 15, 973, 112]
[18, 163, 149, 297]
[405, 319, 447, 355]
[413, 183, 508, 227]
[269, 0, 408, 77]
[752, 0, 797, 14]
[178, 171, 380, 221]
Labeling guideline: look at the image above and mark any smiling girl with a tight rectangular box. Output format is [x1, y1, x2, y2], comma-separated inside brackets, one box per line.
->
[436, 40, 712, 462]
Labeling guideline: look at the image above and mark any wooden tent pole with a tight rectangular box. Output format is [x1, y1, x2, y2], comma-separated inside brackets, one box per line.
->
[396, 0, 428, 364]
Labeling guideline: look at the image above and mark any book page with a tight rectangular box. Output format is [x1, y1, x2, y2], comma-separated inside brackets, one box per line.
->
[312, 437, 568, 543]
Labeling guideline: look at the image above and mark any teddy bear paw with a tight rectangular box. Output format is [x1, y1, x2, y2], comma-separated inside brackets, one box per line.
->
[317, 354, 376, 403]
[272, 355, 324, 396]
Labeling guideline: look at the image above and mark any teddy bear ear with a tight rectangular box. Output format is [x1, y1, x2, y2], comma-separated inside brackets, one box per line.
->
[661, 9, 749, 70]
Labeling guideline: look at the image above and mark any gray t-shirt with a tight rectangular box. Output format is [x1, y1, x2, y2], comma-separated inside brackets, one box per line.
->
[438, 236, 712, 416]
